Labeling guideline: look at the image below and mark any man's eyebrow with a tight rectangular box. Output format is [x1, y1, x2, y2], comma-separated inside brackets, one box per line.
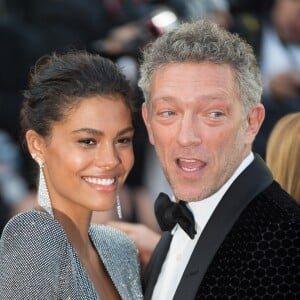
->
[154, 94, 229, 102]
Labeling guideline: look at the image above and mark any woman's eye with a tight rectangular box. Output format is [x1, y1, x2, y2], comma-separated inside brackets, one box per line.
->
[78, 138, 96, 145]
[117, 137, 132, 144]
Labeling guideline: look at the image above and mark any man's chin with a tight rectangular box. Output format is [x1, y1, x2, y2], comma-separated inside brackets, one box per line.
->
[172, 190, 207, 202]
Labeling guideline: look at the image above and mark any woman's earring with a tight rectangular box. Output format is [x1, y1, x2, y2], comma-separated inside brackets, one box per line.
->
[31, 153, 53, 217]
[116, 195, 122, 219]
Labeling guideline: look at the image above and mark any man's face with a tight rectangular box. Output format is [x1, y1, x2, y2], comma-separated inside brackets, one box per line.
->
[142, 62, 263, 202]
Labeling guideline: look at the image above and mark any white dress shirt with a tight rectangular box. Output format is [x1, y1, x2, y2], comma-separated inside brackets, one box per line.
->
[152, 153, 254, 300]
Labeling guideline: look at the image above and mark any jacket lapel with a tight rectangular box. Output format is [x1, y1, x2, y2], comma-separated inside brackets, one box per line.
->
[173, 154, 273, 299]
[89, 226, 142, 299]
[143, 232, 173, 300]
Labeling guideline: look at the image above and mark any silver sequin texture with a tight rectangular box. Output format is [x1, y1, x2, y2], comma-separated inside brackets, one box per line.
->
[37, 165, 54, 217]
[0, 210, 143, 299]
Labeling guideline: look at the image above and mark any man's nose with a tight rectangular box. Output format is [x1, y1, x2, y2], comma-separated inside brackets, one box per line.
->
[176, 113, 202, 147]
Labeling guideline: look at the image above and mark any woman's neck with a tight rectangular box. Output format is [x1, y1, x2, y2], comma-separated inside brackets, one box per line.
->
[53, 207, 93, 255]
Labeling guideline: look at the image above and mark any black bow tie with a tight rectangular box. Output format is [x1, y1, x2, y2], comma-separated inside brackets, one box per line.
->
[155, 192, 197, 239]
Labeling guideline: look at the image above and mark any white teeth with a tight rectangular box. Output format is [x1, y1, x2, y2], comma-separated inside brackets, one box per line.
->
[182, 167, 198, 172]
[84, 177, 115, 186]
[179, 158, 197, 163]
[178, 158, 199, 172]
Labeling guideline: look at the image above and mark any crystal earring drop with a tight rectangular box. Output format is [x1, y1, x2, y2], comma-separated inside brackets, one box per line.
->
[31, 153, 54, 217]
[116, 195, 122, 219]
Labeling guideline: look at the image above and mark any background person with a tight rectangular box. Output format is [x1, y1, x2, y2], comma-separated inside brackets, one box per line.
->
[266, 112, 300, 202]
[231, 0, 300, 158]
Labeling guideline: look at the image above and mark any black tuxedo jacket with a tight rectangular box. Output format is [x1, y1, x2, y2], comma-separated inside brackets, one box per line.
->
[144, 154, 300, 299]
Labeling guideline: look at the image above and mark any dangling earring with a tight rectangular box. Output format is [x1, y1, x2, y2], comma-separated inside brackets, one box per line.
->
[31, 153, 54, 217]
[116, 194, 122, 219]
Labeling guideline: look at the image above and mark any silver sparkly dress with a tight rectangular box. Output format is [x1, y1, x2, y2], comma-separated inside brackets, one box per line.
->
[0, 210, 143, 299]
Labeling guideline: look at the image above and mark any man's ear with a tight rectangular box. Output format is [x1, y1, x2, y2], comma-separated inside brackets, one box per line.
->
[245, 103, 265, 145]
[25, 130, 46, 160]
[142, 102, 154, 145]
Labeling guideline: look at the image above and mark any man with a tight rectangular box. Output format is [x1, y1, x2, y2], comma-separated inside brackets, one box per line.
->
[137, 20, 299, 299]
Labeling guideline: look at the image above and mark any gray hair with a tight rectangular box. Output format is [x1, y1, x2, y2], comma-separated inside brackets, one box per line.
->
[138, 19, 262, 115]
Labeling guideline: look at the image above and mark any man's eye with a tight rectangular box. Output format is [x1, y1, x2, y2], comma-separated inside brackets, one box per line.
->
[209, 111, 224, 118]
[78, 138, 96, 145]
[159, 111, 175, 118]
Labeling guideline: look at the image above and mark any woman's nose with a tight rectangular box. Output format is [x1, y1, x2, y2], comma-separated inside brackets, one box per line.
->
[94, 141, 120, 169]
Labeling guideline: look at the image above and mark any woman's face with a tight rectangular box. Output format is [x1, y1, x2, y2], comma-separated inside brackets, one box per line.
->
[32, 95, 134, 216]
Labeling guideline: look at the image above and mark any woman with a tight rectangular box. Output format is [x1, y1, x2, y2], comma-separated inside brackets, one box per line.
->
[0, 51, 143, 299]
[266, 112, 300, 202]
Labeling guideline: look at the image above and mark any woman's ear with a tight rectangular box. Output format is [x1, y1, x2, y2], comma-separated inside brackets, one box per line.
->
[25, 130, 46, 161]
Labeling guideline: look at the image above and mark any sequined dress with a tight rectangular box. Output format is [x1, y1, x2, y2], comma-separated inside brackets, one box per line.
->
[0, 210, 143, 299]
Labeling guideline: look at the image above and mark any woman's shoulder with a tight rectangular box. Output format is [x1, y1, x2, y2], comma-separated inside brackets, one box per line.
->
[0, 209, 67, 252]
[0, 210, 72, 299]
[2, 209, 64, 232]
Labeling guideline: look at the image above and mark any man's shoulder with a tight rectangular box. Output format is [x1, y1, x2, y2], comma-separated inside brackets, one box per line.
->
[217, 180, 299, 253]
[198, 181, 299, 298]
[257, 181, 300, 221]
[233, 181, 300, 237]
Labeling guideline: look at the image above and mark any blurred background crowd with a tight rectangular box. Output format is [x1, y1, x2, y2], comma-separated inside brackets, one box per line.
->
[1, 0, 299, 234]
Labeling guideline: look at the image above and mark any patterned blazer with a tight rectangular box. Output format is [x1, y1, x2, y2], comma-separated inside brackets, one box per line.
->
[144, 154, 300, 299]
[0, 211, 143, 299]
